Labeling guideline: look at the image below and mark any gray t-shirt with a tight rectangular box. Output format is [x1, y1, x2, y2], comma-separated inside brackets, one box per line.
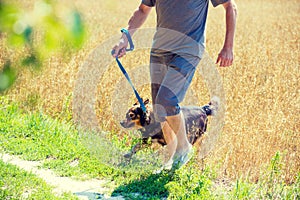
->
[142, 0, 228, 58]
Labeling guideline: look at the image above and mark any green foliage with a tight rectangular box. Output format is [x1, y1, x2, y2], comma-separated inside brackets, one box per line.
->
[0, 0, 86, 92]
[0, 61, 16, 92]
[0, 1, 24, 46]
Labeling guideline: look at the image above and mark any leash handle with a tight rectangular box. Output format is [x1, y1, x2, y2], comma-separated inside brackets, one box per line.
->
[111, 28, 134, 56]
[112, 29, 146, 113]
[121, 28, 134, 51]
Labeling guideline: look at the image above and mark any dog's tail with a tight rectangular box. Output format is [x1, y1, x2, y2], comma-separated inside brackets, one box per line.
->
[203, 96, 220, 116]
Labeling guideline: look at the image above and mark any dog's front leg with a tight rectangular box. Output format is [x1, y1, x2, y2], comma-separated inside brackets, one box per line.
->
[124, 138, 151, 159]
[124, 142, 141, 159]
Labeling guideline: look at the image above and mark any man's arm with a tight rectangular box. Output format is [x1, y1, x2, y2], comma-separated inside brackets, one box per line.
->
[216, 0, 237, 67]
[112, 4, 152, 58]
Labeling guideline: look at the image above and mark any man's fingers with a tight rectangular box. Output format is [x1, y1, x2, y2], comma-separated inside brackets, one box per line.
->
[220, 59, 228, 67]
[216, 48, 234, 67]
[216, 54, 233, 67]
[216, 55, 221, 65]
[112, 35, 129, 58]
[118, 48, 126, 58]
[219, 59, 223, 67]
[221, 58, 227, 67]
[112, 45, 120, 58]
[112, 46, 126, 58]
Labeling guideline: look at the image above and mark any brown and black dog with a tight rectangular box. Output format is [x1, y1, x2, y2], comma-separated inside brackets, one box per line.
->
[120, 97, 219, 159]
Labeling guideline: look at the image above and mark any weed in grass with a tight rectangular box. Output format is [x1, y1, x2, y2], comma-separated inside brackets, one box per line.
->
[232, 178, 254, 200]
[22, 92, 41, 111]
[58, 93, 73, 122]
[259, 152, 300, 200]
[230, 152, 300, 200]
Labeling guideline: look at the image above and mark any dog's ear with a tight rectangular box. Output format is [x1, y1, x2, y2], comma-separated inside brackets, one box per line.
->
[144, 98, 150, 105]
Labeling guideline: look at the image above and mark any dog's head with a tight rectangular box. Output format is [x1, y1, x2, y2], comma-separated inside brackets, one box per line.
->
[120, 99, 152, 129]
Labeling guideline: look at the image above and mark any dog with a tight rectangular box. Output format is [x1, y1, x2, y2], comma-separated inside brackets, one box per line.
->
[120, 97, 219, 159]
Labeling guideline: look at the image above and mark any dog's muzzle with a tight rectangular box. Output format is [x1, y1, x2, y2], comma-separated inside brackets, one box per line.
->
[120, 120, 135, 128]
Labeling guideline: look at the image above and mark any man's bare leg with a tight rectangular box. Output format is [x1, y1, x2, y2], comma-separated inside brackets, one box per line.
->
[157, 111, 193, 172]
[161, 121, 177, 167]
[166, 111, 191, 157]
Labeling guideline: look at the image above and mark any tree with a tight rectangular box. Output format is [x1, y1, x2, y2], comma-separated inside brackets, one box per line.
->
[0, 0, 86, 92]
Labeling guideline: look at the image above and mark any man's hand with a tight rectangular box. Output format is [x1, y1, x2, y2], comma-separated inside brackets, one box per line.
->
[216, 0, 237, 67]
[216, 47, 234, 67]
[112, 34, 128, 58]
[111, 4, 152, 58]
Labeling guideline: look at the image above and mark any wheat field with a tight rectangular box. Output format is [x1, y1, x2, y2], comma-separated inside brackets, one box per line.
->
[2, 0, 299, 183]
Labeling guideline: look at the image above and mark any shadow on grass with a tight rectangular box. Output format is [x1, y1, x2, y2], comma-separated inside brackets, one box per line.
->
[74, 191, 104, 199]
[111, 170, 176, 199]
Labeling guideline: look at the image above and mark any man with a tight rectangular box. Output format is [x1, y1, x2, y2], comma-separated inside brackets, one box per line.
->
[112, 0, 237, 171]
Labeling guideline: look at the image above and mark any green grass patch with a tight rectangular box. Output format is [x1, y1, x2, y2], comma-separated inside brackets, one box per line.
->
[0, 97, 299, 199]
[111, 165, 215, 199]
[0, 159, 77, 199]
[0, 97, 118, 180]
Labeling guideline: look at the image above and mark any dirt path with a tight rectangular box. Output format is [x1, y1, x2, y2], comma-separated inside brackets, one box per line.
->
[1, 153, 124, 200]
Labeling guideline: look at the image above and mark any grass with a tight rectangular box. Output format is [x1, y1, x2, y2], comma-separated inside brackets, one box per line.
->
[0, 160, 77, 200]
[0, 98, 117, 179]
[0, 97, 299, 199]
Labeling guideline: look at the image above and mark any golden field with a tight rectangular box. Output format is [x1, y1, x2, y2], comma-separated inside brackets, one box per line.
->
[1, 0, 299, 184]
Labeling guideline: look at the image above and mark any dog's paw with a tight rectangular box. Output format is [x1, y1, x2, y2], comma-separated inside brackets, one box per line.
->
[123, 153, 132, 159]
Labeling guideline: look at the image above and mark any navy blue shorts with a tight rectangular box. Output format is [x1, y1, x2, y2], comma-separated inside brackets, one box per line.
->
[150, 53, 200, 122]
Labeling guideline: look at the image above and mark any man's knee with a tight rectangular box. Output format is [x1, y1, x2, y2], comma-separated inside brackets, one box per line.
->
[153, 102, 180, 122]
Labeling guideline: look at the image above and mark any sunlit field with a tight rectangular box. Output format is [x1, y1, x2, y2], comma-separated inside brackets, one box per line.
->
[2, 0, 299, 185]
